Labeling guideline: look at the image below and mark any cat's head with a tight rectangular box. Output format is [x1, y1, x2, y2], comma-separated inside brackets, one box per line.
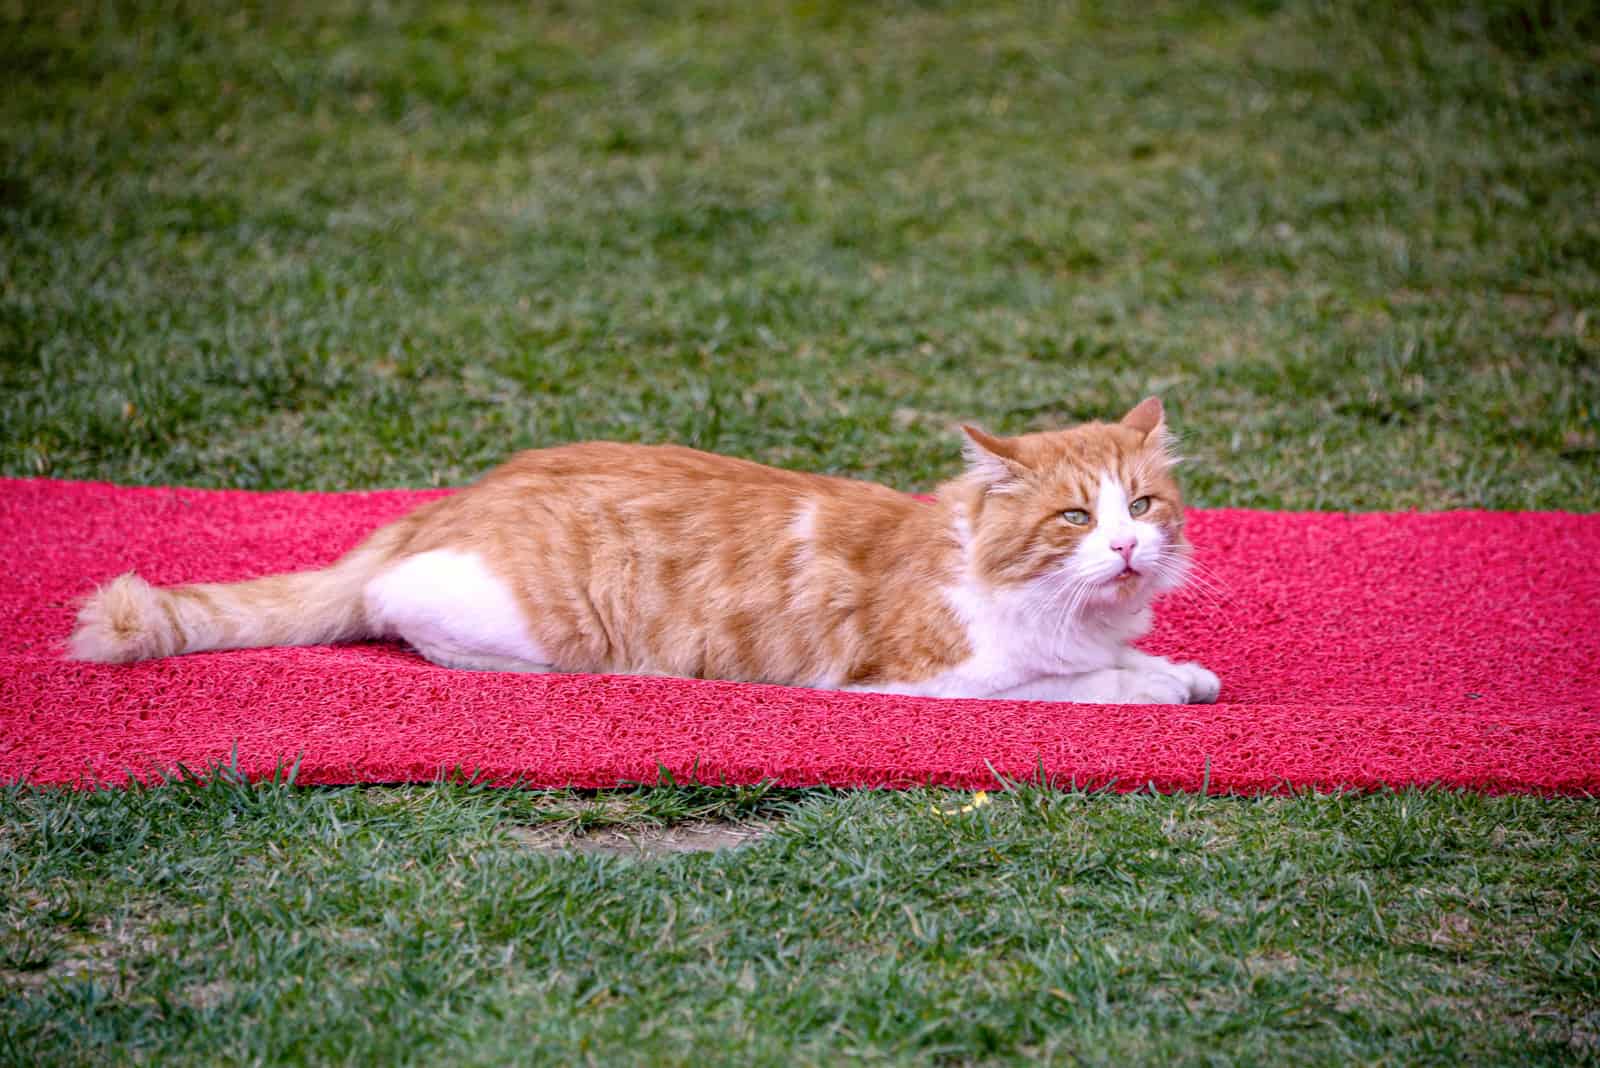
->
[955, 397, 1188, 607]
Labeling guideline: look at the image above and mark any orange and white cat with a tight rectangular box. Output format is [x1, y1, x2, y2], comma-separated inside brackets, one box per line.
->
[69, 397, 1219, 704]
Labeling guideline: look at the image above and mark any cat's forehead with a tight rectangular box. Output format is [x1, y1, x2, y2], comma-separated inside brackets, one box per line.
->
[1021, 423, 1163, 479]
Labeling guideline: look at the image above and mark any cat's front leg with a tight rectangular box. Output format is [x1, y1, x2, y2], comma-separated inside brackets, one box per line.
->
[1117, 649, 1220, 704]
[993, 668, 1191, 705]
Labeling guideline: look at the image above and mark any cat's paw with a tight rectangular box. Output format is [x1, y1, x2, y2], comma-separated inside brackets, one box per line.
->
[1167, 661, 1221, 704]
[1125, 671, 1191, 705]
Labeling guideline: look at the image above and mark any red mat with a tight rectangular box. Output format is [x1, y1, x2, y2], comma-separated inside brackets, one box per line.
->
[2, 478, 1597, 794]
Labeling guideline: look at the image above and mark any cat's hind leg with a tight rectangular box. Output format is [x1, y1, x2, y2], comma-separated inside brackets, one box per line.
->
[364, 550, 554, 673]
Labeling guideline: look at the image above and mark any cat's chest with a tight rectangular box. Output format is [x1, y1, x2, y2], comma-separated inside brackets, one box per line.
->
[947, 587, 1127, 681]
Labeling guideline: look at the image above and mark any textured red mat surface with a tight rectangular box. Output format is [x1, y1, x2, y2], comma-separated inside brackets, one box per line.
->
[2, 478, 1598, 793]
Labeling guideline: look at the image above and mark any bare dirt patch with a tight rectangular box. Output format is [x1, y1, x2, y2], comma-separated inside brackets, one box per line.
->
[0, 910, 157, 995]
[508, 820, 771, 859]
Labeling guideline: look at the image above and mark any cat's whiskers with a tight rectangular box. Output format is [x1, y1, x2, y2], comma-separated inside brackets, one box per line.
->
[1145, 553, 1232, 617]
[1027, 573, 1075, 630]
[1158, 550, 1234, 604]
[1022, 569, 1095, 640]
[1177, 546, 1235, 588]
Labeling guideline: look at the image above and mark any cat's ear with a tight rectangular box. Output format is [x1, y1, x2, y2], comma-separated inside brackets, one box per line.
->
[1120, 396, 1171, 448]
[960, 425, 1031, 492]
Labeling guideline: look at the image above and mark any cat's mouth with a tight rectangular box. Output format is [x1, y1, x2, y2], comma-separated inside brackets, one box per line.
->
[1113, 567, 1142, 582]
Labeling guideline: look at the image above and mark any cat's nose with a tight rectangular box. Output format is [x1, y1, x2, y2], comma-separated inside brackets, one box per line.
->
[1109, 534, 1137, 563]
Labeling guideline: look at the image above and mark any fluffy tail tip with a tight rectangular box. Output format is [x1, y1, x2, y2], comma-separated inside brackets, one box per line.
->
[68, 573, 169, 663]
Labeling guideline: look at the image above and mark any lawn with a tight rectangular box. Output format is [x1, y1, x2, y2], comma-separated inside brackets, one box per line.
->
[2, 0, 1598, 1063]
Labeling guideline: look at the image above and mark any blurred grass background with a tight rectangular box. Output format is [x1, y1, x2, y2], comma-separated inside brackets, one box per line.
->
[2, 2, 1598, 1064]
[3, 0, 1596, 506]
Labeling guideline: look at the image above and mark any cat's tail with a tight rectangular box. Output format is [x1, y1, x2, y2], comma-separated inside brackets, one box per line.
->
[67, 526, 409, 664]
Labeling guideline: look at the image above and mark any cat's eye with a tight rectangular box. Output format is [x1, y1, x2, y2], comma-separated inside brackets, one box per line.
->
[1062, 509, 1092, 526]
[1129, 496, 1152, 517]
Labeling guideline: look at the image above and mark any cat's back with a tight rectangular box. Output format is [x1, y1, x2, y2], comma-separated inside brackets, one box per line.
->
[487, 440, 895, 497]
[394, 440, 919, 549]
[388, 441, 962, 682]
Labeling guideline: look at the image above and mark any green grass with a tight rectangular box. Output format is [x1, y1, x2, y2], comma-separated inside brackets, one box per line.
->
[3, 778, 1599, 1065]
[2, 0, 1598, 1063]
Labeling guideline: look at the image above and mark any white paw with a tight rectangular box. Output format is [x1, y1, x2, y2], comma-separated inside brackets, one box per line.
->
[1126, 671, 1191, 705]
[1169, 662, 1221, 704]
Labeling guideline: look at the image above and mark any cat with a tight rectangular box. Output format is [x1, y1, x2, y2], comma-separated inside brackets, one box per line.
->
[68, 397, 1219, 704]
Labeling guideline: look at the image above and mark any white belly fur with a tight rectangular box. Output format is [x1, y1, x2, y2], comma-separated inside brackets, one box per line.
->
[364, 549, 551, 671]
